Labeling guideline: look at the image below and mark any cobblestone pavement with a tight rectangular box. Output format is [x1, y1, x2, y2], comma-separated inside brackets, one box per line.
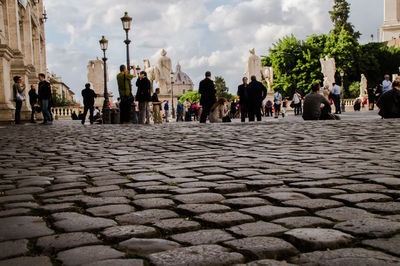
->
[0, 111, 400, 266]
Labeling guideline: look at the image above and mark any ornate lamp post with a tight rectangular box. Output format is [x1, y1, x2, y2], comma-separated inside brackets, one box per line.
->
[99, 36, 111, 124]
[120, 12, 137, 123]
[170, 72, 176, 119]
[340, 70, 346, 113]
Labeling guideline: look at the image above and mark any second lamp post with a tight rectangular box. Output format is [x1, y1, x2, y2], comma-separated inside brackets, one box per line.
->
[99, 36, 111, 124]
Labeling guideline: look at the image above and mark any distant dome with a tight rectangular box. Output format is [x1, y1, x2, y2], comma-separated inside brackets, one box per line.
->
[174, 63, 193, 85]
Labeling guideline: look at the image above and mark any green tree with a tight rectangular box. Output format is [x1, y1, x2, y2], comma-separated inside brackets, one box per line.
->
[178, 90, 201, 103]
[214, 76, 235, 100]
[329, 0, 360, 40]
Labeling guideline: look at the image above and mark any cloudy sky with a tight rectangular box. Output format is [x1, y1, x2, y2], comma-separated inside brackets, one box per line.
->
[43, 0, 383, 103]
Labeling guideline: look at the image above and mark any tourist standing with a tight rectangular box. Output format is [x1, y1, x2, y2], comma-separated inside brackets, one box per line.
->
[116, 98, 121, 109]
[152, 88, 163, 124]
[331, 82, 341, 114]
[81, 83, 97, 125]
[13, 76, 26, 125]
[136, 71, 152, 124]
[117, 65, 134, 124]
[377, 80, 400, 118]
[199, 71, 216, 123]
[293, 90, 302, 116]
[184, 99, 192, 122]
[367, 87, 375, 110]
[282, 98, 288, 118]
[164, 101, 169, 122]
[247, 75, 267, 122]
[382, 75, 392, 93]
[303, 82, 337, 120]
[273, 89, 282, 118]
[38, 73, 52, 125]
[237, 77, 249, 122]
[176, 102, 184, 122]
[209, 98, 229, 123]
[28, 84, 38, 123]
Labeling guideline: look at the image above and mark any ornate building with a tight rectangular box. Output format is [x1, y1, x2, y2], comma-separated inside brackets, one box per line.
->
[0, 0, 47, 123]
[381, 0, 400, 47]
[48, 72, 75, 104]
[158, 63, 194, 108]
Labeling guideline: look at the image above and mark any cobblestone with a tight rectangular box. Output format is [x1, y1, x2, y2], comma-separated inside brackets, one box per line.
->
[0, 114, 399, 265]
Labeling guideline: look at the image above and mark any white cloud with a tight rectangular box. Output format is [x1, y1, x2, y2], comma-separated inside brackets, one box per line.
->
[43, 0, 382, 102]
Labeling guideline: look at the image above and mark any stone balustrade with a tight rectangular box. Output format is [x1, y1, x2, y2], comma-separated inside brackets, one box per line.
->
[52, 107, 83, 120]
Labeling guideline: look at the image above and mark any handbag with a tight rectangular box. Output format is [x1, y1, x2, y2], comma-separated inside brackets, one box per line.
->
[290, 101, 295, 108]
[16, 91, 26, 101]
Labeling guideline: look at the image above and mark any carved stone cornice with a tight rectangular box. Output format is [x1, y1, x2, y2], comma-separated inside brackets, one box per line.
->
[0, 45, 14, 61]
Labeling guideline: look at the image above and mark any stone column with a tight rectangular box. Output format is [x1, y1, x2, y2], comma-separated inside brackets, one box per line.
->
[0, 46, 15, 122]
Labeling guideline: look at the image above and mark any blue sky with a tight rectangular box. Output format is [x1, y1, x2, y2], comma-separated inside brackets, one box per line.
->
[43, 0, 383, 103]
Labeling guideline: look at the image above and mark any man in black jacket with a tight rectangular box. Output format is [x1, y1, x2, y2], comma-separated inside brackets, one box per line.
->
[377, 80, 400, 118]
[237, 77, 249, 122]
[38, 73, 52, 125]
[247, 75, 267, 122]
[81, 83, 97, 125]
[28, 85, 38, 123]
[199, 71, 216, 123]
[136, 71, 152, 124]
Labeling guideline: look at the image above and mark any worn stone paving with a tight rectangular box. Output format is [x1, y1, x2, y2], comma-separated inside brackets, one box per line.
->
[0, 112, 400, 265]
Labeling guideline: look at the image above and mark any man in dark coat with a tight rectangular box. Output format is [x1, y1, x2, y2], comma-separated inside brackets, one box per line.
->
[199, 71, 216, 123]
[81, 83, 97, 125]
[247, 75, 267, 122]
[28, 84, 38, 123]
[38, 73, 52, 125]
[237, 77, 249, 122]
[377, 80, 400, 119]
[136, 71, 152, 124]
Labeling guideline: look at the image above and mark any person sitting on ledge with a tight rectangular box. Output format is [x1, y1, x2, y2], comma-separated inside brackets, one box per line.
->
[303, 82, 339, 121]
[377, 80, 400, 119]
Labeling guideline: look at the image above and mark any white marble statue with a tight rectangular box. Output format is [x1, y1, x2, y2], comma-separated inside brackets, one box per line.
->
[360, 74, 368, 98]
[143, 59, 156, 94]
[156, 49, 172, 94]
[320, 56, 336, 92]
[262, 66, 274, 91]
[246, 48, 263, 81]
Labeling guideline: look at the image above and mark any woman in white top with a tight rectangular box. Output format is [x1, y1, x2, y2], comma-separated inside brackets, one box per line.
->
[209, 98, 229, 123]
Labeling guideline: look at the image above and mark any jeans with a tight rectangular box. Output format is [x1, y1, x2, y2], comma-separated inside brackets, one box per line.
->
[41, 99, 52, 122]
[30, 104, 35, 122]
[333, 94, 341, 114]
[82, 106, 94, 124]
[165, 110, 169, 122]
[240, 103, 247, 122]
[15, 100, 22, 124]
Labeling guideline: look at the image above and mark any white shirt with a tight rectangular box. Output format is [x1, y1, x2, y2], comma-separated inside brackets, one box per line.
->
[93, 109, 100, 116]
[332, 85, 341, 95]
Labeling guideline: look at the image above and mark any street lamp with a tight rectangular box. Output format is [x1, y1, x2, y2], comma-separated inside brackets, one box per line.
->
[99, 36, 111, 124]
[340, 70, 346, 113]
[120, 12, 136, 123]
[170, 72, 176, 119]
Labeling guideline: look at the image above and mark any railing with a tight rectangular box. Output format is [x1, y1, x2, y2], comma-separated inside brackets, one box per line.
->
[52, 107, 83, 120]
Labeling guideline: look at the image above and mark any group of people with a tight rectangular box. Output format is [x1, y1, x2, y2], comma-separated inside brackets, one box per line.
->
[13, 73, 53, 125]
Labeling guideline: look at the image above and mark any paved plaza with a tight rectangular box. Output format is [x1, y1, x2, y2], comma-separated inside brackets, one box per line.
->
[0, 111, 400, 265]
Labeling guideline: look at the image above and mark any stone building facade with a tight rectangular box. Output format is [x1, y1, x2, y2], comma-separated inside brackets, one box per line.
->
[158, 63, 194, 109]
[381, 0, 400, 47]
[0, 0, 47, 123]
[48, 72, 75, 104]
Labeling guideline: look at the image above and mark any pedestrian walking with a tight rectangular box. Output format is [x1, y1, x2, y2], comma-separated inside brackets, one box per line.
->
[377, 80, 400, 118]
[282, 98, 288, 118]
[81, 83, 97, 125]
[292, 90, 302, 116]
[176, 102, 184, 122]
[331, 82, 341, 114]
[28, 84, 38, 123]
[38, 73, 52, 125]
[237, 77, 249, 122]
[117, 65, 134, 124]
[247, 76, 267, 122]
[273, 89, 282, 118]
[199, 71, 216, 123]
[164, 101, 169, 122]
[152, 88, 163, 124]
[367, 87, 375, 110]
[136, 71, 152, 124]
[12, 76, 26, 125]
